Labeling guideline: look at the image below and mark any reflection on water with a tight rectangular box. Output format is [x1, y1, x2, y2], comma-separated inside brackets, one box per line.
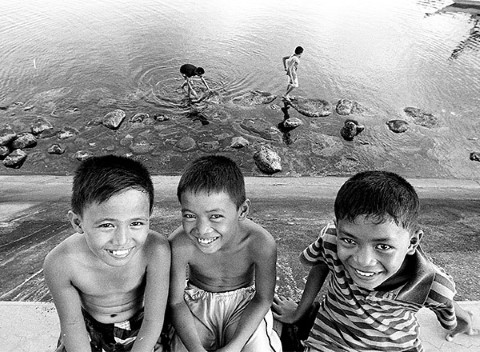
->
[0, 0, 480, 176]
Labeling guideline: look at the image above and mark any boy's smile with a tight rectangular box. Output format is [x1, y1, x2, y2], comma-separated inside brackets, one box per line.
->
[180, 191, 246, 254]
[336, 215, 419, 290]
[70, 188, 150, 267]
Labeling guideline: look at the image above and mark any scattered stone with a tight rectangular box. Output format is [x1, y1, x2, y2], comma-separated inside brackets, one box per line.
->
[31, 118, 54, 135]
[47, 144, 66, 154]
[175, 136, 196, 151]
[253, 146, 282, 174]
[386, 120, 409, 133]
[129, 138, 155, 154]
[0, 145, 10, 159]
[340, 119, 365, 141]
[120, 134, 134, 147]
[240, 119, 281, 141]
[130, 113, 149, 123]
[86, 116, 103, 126]
[230, 136, 250, 149]
[336, 99, 356, 115]
[403, 107, 438, 128]
[0, 125, 17, 146]
[74, 150, 92, 161]
[105, 145, 115, 152]
[57, 127, 78, 140]
[3, 149, 27, 168]
[11, 132, 37, 149]
[232, 90, 277, 106]
[198, 141, 220, 152]
[102, 109, 126, 129]
[290, 98, 332, 117]
[470, 152, 480, 162]
[154, 114, 171, 122]
[283, 117, 303, 129]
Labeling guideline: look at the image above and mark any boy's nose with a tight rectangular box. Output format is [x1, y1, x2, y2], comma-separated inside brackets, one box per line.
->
[196, 219, 213, 236]
[354, 247, 376, 267]
[113, 226, 129, 245]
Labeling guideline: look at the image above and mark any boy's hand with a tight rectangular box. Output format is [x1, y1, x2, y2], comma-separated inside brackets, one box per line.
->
[272, 295, 298, 324]
[446, 310, 479, 341]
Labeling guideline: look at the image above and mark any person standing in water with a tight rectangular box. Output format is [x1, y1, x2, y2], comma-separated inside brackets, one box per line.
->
[282, 46, 303, 101]
[180, 64, 211, 99]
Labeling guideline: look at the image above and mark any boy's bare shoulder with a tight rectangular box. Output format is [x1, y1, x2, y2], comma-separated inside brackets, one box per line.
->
[144, 229, 170, 255]
[43, 232, 86, 272]
[243, 218, 276, 248]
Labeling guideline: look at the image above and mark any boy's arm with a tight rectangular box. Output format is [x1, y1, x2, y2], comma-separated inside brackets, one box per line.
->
[220, 230, 277, 352]
[131, 232, 171, 352]
[282, 56, 289, 71]
[273, 262, 329, 324]
[446, 300, 479, 341]
[186, 78, 198, 97]
[200, 76, 211, 91]
[43, 247, 91, 352]
[169, 228, 207, 352]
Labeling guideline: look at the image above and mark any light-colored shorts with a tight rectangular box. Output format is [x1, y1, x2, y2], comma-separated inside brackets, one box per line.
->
[287, 75, 299, 88]
[171, 282, 282, 352]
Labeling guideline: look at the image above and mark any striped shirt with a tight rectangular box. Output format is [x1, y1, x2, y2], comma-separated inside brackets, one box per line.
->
[301, 224, 457, 352]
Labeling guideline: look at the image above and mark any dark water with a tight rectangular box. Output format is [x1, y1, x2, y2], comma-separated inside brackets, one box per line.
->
[1, 0, 480, 177]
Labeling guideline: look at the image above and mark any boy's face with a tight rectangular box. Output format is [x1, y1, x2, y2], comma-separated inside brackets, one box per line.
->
[69, 188, 150, 267]
[180, 190, 248, 254]
[335, 215, 419, 290]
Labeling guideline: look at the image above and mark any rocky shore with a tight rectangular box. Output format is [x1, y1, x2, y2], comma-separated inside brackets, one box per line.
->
[1, 88, 479, 178]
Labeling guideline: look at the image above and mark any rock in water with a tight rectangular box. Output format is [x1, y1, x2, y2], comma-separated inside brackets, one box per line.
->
[3, 149, 27, 168]
[0, 145, 11, 159]
[47, 144, 66, 154]
[102, 109, 126, 129]
[470, 152, 480, 162]
[0, 125, 17, 146]
[289, 98, 332, 117]
[253, 146, 282, 174]
[11, 132, 37, 149]
[386, 120, 409, 133]
[230, 136, 249, 149]
[403, 107, 438, 128]
[336, 99, 355, 115]
[340, 119, 364, 141]
[31, 118, 54, 135]
[283, 117, 303, 129]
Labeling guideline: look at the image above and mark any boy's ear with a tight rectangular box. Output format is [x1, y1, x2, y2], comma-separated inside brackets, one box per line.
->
[407, 229, 423, 255]
[238, 199, 251, 220]
[68, 210, 84, 234]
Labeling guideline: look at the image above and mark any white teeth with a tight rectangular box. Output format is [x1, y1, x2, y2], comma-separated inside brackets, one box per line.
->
[197, 237, 217, 245]
[356, 269, 375, 277]
[110, 249, 130, 257]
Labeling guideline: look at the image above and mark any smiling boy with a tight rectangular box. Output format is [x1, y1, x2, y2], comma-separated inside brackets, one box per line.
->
[168, 155, 282, 352]
[44, 155, 171, 352]
[273, 171, 477, 351]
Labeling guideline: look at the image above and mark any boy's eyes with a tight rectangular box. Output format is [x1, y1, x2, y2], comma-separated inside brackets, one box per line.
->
[183, 213, 196, 219]
[339, 238, 393, 251]
[99, 223, 114, 228]
[210, 214, 223, 220]
[376, 244, 393, 251]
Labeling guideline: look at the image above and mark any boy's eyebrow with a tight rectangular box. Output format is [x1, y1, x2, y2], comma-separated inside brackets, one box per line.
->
[337, 229, 393, 243]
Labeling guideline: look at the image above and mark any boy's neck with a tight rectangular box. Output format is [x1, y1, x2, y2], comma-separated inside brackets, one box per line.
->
[374, 255, 414, 292]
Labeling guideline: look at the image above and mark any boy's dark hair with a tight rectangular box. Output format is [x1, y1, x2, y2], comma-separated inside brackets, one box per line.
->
[177, 155, 246, 208]
[71, 155, 154, 216]
[295, 46, 304, 55]
[334, 171, 419, 231]
[195, 67, 205, 75]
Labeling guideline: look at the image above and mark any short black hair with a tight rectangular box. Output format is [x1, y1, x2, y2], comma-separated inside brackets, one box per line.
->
[195, 67, 205, 75]
[295, 46, 304, 55]
[334, 171, 419, 231]
[177, 155, 246, 208]
[71, 155, 154, 216]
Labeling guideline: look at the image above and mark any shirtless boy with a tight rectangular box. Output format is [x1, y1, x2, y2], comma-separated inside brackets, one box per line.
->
[282, 46, 303, 101]
[44, 155, 171, 352]
[180, 64, 211, 98]
[168, 155, 282, 351]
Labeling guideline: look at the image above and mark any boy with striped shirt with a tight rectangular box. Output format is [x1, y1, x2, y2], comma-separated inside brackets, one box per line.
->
[273, 171, 477, 351]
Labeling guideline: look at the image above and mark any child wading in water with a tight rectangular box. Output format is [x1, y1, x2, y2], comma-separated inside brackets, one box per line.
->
[168, 155, 282, 352]
[282, 46, 303, 102]
[44, 155, 171, 352]
[273, 171, 478, 351]
[180, 64, 211, 99]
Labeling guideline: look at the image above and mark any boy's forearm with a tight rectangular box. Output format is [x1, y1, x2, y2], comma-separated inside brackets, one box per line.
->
[170, 301, 206, 352]
[131, 317, 164, 352]
[60, 321, 91, 352]
[294, 263, 328, 321]
[225, 294, 271, 351]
